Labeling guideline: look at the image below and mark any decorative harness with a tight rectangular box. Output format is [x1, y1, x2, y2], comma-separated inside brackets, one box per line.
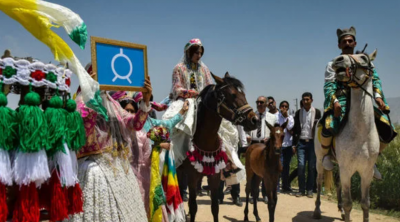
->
[344, 54, 374, 98]
[212, 84, 253, 125]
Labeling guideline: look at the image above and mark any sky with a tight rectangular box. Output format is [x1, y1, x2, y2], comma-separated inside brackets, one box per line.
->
[1, 0, 400, 112]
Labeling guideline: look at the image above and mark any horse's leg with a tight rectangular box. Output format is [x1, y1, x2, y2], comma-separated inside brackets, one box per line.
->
[360, 168, 374, 222]
[244, 172, 254, 222]
[335, 171, 345, 220]
[188, 171, 200, 222]
[263, 177, 275, 222]
[269, 176, 279, 222]
[208, 174, 221, 222]
[339, 169, 353, 222]
[251, 175, 262, 222]
[313, 157, 324, 219]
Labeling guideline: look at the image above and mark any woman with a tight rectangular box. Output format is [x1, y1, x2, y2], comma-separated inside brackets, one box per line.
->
[162, 38, 214, 201]
[277, 101, 295, 193]
[115, 91, 188, 222]
[66, 65, 152, 222]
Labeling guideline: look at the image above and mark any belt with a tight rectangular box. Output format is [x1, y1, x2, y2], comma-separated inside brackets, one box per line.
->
[300, 139, 313, 143]
[251, 139, 264, 144]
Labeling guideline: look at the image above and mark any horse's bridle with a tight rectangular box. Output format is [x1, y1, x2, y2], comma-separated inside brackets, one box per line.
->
[209, 84, 253, 125]
[343, 54, 374, 98]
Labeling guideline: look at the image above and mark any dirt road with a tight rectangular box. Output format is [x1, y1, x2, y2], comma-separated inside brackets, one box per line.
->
[184, 183, 399, 222]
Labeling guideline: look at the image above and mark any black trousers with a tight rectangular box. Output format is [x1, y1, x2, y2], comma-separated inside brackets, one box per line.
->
[218, 181, 240, 201]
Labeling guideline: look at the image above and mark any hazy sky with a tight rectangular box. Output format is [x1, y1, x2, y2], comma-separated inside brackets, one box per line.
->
[1, 0, 399, 111]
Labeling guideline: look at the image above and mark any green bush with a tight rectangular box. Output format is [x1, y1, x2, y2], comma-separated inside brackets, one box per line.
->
[350, 125, 400, 210]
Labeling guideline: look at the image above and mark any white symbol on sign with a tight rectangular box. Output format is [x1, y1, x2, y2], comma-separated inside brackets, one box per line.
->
[111, 48, 133, 84]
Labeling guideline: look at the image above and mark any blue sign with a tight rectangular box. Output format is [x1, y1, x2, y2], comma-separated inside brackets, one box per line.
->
[91, 37, 148, 91]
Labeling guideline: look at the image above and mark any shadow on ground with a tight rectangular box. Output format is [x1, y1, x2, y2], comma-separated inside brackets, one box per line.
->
[292, 211, 341, 222]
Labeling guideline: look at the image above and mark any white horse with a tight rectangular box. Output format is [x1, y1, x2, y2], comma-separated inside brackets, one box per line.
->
[313, 50, 379, 222]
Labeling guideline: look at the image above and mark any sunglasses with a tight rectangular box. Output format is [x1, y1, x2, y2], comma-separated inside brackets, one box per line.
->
[256, 101, 265, 104]
[280, 105, 288, 108]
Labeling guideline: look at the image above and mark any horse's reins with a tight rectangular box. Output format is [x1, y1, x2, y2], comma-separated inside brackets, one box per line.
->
[204, 84, 253, 125]
[345, 54, 374, 98]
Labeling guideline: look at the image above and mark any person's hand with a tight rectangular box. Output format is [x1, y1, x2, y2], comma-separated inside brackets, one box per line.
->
[160, 142, 170, 150]
[142, 76, 152, 106]
[375, 98, 385, 111]
[179, 100, 189, 115]
[246, 136, 251, 144]
[281, 108, 288, 118]
[292, 146, 297, 154]
[334, 102, 341, 117]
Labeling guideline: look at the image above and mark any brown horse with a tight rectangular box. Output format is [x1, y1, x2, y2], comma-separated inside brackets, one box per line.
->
[244, 120, 287, 222]
[178, 72, 257, 222]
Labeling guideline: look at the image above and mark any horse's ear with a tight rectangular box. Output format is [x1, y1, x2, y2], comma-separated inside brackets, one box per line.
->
[265, 120, 273, 131]
[281, 119, 288, 130]
[211, 72, 224, 85]
[224, 72, 230, 78]
[369, 49, 377, 61]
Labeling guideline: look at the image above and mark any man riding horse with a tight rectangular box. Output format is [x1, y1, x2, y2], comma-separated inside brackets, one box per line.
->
[320, 26, 397, 179]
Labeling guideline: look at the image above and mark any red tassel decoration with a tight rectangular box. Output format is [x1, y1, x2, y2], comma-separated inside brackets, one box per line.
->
[69, 184, 83, 214]
[0, 183, 7, 222]
[38, 182, 51, 211]
[49, 172, 68, 221]
[12, 183, 40, 222]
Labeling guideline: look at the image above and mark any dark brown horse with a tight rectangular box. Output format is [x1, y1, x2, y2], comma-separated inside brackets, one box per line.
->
[244, 120, 287, 222]
[178, 72, 257, 222]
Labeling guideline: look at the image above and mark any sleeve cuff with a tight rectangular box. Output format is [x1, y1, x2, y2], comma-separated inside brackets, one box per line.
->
[139, 101, 152, 113]
[374, 93, 382, 99]
[334, 99, 339, 104]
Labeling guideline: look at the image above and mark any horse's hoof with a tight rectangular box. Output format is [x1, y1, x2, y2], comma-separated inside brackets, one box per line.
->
[313, 210, 322, 219]
[243, 217, 249, 222]
[341, 213, 345, 221]
[256, 220, 262, 222]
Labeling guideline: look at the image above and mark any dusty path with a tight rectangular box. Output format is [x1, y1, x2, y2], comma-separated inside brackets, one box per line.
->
[184, 183, 399, 222]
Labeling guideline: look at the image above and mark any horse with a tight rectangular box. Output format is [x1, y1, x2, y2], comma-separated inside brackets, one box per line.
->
[244, 120, 288, 222]
[178, 72, 258, 222]
[313, 50, 379, 222]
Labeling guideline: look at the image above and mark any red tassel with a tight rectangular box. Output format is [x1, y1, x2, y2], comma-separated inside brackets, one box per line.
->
[12, 183, 40, 222]
[38, 182, 51, 211]
[64, 187, 71, 215]
[69, 184, 83, 215]
[0, 183, 7, 222]
[49, 172, 68, 221]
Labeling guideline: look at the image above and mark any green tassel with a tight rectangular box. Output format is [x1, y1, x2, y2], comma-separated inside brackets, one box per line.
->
[18, 91, 47, 153]
[68, 23, 87, 49]
[86, 90, 109, 121]
[45, 95, 67, 156]
[65, 99, 86, 151]
[0, 84, 18, 151]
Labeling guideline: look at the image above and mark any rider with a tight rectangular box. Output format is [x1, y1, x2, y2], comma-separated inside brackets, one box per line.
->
[320, 26, 397, 179]
[163, 38, 214, 201]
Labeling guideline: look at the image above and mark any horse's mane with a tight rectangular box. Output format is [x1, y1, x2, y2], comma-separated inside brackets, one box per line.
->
[223, 76, 245, 91]
[199, 76, 245, 99]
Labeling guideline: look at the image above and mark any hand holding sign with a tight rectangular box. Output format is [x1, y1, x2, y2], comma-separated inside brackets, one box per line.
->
[142, 76, 152, 106]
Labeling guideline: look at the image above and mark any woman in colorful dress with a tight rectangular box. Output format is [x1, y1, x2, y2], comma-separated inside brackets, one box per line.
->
[114, 91, 188, 222]
[66, 65, 152, 222]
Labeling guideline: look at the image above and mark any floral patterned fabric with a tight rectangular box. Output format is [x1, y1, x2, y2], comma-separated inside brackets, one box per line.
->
[171, 62, 213, 100]
[76, 92, 149, 159]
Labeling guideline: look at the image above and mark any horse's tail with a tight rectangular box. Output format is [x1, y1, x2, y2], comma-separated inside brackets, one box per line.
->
[324, 169, 334, 194]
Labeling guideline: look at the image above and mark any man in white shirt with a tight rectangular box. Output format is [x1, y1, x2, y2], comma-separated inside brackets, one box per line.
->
[267, 96, 280, 120]
[277, 101, 295, 193]
[246, 96, 278, 203]
[292, 92, 321, 198]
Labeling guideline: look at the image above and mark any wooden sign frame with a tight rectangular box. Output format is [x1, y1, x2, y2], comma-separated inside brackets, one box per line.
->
[90, 36, 148, 91]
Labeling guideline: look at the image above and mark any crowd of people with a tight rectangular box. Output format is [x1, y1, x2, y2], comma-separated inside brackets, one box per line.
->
[1, 17, 398, 222]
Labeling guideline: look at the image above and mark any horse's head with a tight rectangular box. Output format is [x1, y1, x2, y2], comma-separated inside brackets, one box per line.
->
[331, 50, 377, 88]
[265, 120, 288, 155]
[205, 72, 257, 131]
